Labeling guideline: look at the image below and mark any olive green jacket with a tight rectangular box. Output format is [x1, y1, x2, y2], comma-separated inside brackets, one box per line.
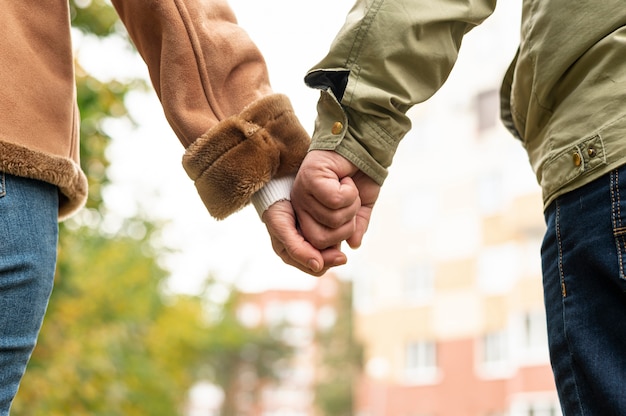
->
[306, 0, 626, 208]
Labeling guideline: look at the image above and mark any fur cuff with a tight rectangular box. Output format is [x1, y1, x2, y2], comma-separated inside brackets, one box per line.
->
[0, 140, 88, 221]
[182, 94, 310, 220]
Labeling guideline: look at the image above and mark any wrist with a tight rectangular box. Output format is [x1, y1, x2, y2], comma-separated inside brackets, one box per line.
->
[251, 175, 295, 219]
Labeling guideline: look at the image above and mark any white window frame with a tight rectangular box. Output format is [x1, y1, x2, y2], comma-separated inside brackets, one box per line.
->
[403, 340, 439, 384]
[403, 262, 435, 305]
[478, 329, 512, 378]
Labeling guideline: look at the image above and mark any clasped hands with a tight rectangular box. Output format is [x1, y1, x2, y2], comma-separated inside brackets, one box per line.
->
[263, 150, 381, 276]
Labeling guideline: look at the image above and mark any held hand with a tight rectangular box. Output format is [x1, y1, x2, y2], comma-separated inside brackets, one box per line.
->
[291, 150, 380, 251]
[262, 200, 348, 276]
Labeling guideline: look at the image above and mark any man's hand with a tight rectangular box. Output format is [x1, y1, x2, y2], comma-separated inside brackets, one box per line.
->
[292, 150, 381, 251]
[263, 200, 348, 276]
[346, 169, 380, 248]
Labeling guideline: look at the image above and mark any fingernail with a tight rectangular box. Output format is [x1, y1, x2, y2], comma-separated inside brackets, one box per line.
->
[308, 259, 321, 272]
[333, 256, 347, 267]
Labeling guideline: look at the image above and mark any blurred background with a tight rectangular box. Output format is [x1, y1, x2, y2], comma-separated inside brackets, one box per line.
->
[12, 0, 563, 415]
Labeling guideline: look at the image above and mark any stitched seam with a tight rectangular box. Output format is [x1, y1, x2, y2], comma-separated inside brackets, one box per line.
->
[351, 110, 397, 150]
[611, 170, 626, 279]
[345, 0, 385, 68]
[0, 172, 5, 197]
[172, 0, 221, 142]
[342, 0, 385, 106]
[555, 198, 586, 415]
[556, 201, 566, 298]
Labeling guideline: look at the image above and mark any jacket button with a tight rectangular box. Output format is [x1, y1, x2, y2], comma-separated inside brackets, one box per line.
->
[573, 152, 582, 167]
[587, 147, 597, 158]
[331, 121, 343, 135]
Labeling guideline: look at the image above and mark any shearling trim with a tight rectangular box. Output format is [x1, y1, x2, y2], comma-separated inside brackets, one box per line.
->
[182, 94, 310, 220]
[0, 140, 88, 221]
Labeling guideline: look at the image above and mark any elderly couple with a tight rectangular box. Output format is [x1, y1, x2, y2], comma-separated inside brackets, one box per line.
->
[3, 0, 626, 414]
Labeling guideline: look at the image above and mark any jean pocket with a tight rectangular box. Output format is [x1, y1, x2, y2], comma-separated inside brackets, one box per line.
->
[0, 172, 5, 198]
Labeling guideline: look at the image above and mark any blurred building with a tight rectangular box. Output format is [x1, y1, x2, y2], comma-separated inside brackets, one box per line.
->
[234, 274, 344, 416]
[345, 2, 561, 415]
[351, 182, 559, 415]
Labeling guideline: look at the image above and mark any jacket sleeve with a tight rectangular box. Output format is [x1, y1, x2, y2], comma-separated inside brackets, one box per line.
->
[110, 0, 309, 219]
[305, 0, 496, 185]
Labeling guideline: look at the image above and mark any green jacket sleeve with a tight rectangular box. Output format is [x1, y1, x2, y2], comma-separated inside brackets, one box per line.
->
[305, 0, 496, 185]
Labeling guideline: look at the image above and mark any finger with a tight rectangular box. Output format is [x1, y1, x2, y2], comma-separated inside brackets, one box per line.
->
[347, 172, 381, 248]
[295, 158, 359, 211]
[282, 235, 326, 273]
[270, 236, 348, 276]
[310, 176, 360, 211]
[294, 177, 361, 230]
[263, 201, 325, 274]
[298, 211, 357, 250]
[307, 195, 361, 230]
[271, 239, 328, 277]
[320, 245, 348, 268]
[346, 207, 372, 249]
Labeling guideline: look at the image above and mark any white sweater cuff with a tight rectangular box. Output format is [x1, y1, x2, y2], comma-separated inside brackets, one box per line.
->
[251, 175, 295, 219]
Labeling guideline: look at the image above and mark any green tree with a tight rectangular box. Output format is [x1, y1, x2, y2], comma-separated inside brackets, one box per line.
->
[12, 1, 291, 414]
[14, 230, 289, 415]
[13, 226, 209, 415]
[314, 280, 364, 416]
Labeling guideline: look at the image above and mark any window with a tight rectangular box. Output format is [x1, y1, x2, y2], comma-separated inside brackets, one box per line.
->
[404, 340, 438, 383]
[513, 310, 549, 364]
[523, 311, 548, 351]
[510, 396, 562, 416]
[479, 329, 511, 378]
[316, 305, 337, 330]
[526, 406, 559, 416]
[264, 301, 285, 326]
[284, 300, 314, 326]
[404, 263, 435, 305]
[482, 330, 508, 365]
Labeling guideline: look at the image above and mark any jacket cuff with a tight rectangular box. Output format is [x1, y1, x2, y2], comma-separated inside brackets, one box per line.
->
[308, 89, 390, 186]
[250, 175, 295, 219]
[182, 94, 310, 220]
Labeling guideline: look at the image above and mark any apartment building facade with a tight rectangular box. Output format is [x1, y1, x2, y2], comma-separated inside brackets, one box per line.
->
[234, 274, 345, 416]
[350, 186, 559, 415]
[345, 2, 561, 414]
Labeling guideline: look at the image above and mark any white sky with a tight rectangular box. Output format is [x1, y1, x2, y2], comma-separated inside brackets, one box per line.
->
[75, 0, 525, 294]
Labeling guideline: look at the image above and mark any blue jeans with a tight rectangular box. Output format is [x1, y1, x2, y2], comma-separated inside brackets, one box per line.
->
[0, 173, 58, 415]
[542, 166, 626, 415]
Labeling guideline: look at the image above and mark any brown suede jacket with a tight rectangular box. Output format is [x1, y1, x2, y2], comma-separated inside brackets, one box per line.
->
[0, 0, 309, 221]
